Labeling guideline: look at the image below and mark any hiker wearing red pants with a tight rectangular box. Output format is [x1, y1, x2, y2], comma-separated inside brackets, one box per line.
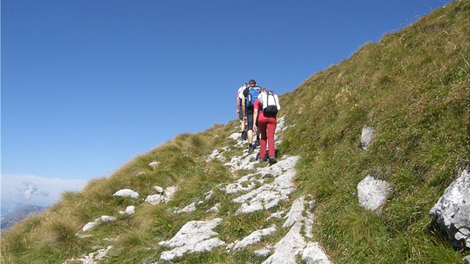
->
[253, 88, 281, 165]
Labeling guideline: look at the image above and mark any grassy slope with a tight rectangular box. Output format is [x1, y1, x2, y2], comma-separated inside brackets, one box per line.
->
[1, 1, 469, 263]
[280, 1, 469, 263]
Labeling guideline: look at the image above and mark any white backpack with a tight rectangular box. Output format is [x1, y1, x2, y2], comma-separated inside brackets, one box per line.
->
[259, 90, 281, 116]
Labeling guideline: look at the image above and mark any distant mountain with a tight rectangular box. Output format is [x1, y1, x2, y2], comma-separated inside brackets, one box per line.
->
[1, 205, 46, 230]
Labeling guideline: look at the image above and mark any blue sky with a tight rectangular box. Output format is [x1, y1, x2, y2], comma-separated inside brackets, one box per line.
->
[1, 0, 453, 208]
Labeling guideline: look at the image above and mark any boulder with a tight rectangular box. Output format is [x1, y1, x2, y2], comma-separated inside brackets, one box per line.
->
[360, 126, 375, 150]
[357, 175, 391, 211]
[430, 169, 470, 249]
[113, 189, 139, 199]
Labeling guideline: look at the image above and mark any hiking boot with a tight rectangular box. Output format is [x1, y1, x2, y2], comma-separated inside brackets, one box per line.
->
[268, 157, 277, 165]
[254, 140, 260, 147]
[241, 130, 247, 141]
[248, 144, 255, 153]
[259, 157, 268, 162]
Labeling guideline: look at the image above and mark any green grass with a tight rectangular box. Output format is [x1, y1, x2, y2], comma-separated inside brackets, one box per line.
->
[2, 1, 469, 263]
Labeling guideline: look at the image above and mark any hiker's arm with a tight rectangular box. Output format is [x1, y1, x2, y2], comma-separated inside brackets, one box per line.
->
[236, 93, 240, 115]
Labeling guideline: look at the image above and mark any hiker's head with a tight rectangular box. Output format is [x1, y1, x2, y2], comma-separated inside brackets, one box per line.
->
[249, 79, 256, 86]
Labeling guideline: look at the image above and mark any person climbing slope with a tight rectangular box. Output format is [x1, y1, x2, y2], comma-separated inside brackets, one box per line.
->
[236, 83, 248, 140]
[253, 88, 281, 165]
[242, 79, 262, 153]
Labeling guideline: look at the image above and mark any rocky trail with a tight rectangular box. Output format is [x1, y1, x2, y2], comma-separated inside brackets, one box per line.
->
[64, 115, 469, 263]
[64, 116, 332, 264]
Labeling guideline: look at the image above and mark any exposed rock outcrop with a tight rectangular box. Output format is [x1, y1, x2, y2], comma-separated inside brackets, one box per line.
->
[158, 218, 225, 261]
[430, 169, 470, 249]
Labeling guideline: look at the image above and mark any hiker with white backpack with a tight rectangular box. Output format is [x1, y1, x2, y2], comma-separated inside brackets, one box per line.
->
[253, 88, 281, 165]
[242, 79, 262, 153]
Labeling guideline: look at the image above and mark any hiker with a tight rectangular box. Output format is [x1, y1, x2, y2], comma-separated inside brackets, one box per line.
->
[236, 83, 248, 140]
[253, 88, 281, 165]
[242, 79, 262, 153]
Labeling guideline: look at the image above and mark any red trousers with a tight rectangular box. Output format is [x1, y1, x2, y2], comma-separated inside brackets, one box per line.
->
[258, 116, 277, 159]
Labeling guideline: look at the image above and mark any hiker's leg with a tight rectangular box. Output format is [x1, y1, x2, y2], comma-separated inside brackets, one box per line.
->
[248, 130, 253, 144]
[258, 119, 268, 159]
[239, 105, 245, 131]
[247, 110, 254, 144]
[267, 117, 277, 158]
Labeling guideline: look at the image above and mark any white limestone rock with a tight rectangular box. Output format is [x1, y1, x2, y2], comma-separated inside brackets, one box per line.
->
[267, 211, 285, 220]
[228, 132, 241, 140]
[305, 211, 315, 239]
[309, 200, 317, 210]
[225, 242, 236, 251]
[228, 132, 246, 147]
[206, 148, 228, 163]
[276, 116, 287, 131]
[262, 222, 306, 264]
[135, 171, 146, 177]
[153, 186, 164, 194]
[100, 215, 116, 222]
[149, 161, 160, 168]
[224, 152, 258, 172]
[205, 190, 214, 201]
[283, 196, 306, 228]
[174, 202, 197, 214]
[430, 169, 470, 249]
[82, 218, 101, 232]
[159, 218, 225, 261]
[145, 194, 165, 205]
[224, 173, 258, 194]
[301, 242, 332, 264]
[164, 186, 177, 201]
[118, 206, 135, 215]
[233, 156, 300, 214]
[255, 249, 272, 257]
[113, 189, 139, 199]
[357, 175, 391, 211]
[360, 126, 375, 150]
[206, 203, 220, 213]
[233, 225, 277, 250]
[63, 246, 112, 264]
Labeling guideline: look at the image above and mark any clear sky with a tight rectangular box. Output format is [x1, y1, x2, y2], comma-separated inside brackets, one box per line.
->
[1, 0, 454, 209]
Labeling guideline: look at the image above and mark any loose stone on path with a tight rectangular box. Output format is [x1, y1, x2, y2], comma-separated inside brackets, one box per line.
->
[158, 218, 225, 261]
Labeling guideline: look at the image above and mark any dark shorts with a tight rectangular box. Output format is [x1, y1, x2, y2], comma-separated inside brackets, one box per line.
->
[246, 108, 254, 130]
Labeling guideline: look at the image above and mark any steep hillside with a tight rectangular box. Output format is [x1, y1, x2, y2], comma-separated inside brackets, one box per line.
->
[2, 1, 469, 264]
